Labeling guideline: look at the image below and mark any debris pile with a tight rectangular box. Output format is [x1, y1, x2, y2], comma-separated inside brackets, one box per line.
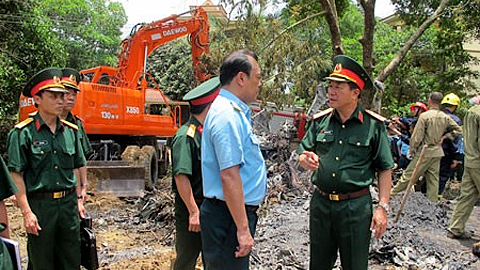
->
[257, 121, 313, 206]
[371, 192, 478, 269]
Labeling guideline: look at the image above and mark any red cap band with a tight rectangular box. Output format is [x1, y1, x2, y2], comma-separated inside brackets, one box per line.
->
[31, 79, 64, 96]
[330, 67, 365, 90]
[190, 88, 220, 106]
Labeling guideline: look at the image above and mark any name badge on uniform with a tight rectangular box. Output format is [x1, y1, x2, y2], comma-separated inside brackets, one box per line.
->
[33, 140, 48, 146]
[320, 130, 333, 135]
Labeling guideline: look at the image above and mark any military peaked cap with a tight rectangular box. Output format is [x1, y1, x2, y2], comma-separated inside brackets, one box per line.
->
[183, 77, 220, 106]
[61, 68, 81, 92]
[23, 68, 67, 97]
[325, 55, 373, 91]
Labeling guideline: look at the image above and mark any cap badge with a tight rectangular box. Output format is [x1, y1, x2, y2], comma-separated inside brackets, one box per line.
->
[53, 76, 61, 84]
[333, 63, 342, 73]
[68, 74, 76, 83]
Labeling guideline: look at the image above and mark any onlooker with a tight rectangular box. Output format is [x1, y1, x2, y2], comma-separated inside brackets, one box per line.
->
[438, 93, 463, 196]
[200, 49, 267, 269]
[447, 103, 480, 239]
[390, 92, 462, 202]
[60, 68, 93, 202]
[171, 77, 220, 270]
[7, 68, 86, 269]
[298, 55, 394, 270]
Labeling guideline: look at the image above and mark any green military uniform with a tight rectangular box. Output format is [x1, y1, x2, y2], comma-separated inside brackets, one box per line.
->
[391, 108, 462, 202]
[448, 105, 480, 236]
[171, 117, 204, 270]
[299, 106, 394, 270]
[1, 156, 17, 270]
[171, 77, 220, 270]
[299, 55, 394, 270]
[66, 112, 93, 158]
[7, 67, 86, 270]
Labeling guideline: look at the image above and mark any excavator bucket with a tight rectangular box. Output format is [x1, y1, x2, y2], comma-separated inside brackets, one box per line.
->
[87, 160, 145, 197]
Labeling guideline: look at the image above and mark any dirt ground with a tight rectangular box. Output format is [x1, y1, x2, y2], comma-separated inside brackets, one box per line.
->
[5, 180, 480, 270]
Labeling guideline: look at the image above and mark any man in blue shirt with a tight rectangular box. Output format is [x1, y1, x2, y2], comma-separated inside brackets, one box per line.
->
[201, 49, 267, 270]
[439, 93, 463, 197]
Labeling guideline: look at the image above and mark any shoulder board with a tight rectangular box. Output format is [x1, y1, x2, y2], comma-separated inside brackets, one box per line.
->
[313, 108, 334, 120]
[14, 118, 34, 129]
[365, 109, 386, 122]
[230, 101, 241, 112]
[186, 124, 196, 138]
[61, 119, 79, 130]
[74, 114, 83, 122]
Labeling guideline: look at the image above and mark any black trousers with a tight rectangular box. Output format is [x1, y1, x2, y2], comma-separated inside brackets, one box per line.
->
[439, 155, 455, 195]
[173, 201, 203, 270]
[200, 198, 258, 270]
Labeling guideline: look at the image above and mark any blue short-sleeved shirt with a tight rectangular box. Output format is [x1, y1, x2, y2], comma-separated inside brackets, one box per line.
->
[201, 89, 267, 206]
[397, 139, 410, 156]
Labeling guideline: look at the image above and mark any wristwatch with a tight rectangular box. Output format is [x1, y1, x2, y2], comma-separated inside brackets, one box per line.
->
[378, 201, 389, 214]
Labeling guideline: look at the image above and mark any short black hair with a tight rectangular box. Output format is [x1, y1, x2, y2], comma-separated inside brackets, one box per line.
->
[219, 49, 258, 86]
[347, 82, 362, 98]
[347, 82, 358, 90]
[190, 102, 210, 115]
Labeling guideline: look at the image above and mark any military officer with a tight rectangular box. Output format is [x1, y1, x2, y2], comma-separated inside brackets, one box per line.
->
[390, 92, 462, 202]
[7, 68, 86, 269]
[171, 77, 220, 270]
[298, 55, 394, 270]
[447, 103, 480, 239]
[1, 156, 17, 270]
[60, 68, 93, 202]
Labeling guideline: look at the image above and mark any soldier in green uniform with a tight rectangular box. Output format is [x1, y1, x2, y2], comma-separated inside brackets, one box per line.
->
[7, 68, 86, 270]
[390, 92, 462, 202]
[298, 55, 394, 270]
[1, 156, 17, 270]
[171, 77, 220, 270]
[60, 68, 93, 202]
[447, 104, 480, 239]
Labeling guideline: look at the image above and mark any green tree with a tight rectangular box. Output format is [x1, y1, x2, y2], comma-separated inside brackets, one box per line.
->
[0, 0, 126, 152]
[37, 0, 126, 69]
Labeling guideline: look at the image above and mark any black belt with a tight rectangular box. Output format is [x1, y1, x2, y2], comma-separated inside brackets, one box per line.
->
[315, 187, 370, 201]
[28, 188, 75, 199]
[206, 197, 259, 212]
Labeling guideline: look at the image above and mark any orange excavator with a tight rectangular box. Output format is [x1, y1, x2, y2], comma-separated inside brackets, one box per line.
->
[18, 7, 210, 195]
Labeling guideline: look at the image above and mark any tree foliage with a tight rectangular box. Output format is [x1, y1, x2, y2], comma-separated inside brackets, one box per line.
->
[36, 0, 126, 69]
[0, 0, 126, 152]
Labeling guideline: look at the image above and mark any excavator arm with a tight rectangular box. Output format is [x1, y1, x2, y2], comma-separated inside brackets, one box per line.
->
[115, 7, 209, 88]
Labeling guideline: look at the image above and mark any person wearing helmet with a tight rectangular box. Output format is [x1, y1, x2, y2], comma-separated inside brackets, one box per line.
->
[391, 101, 428, 170]
[410, 101, 428, 118]
[391, 92, 462, 203]
[439, 93, 463, 197]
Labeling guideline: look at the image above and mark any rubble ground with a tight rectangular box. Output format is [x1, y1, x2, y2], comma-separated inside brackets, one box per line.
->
[6, 183, 480, 269]
[5, 124, 480, 269]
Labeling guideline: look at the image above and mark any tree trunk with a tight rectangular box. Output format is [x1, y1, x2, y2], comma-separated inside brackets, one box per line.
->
[320, 0, 344, 55]
[359, 0, 376, 109]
